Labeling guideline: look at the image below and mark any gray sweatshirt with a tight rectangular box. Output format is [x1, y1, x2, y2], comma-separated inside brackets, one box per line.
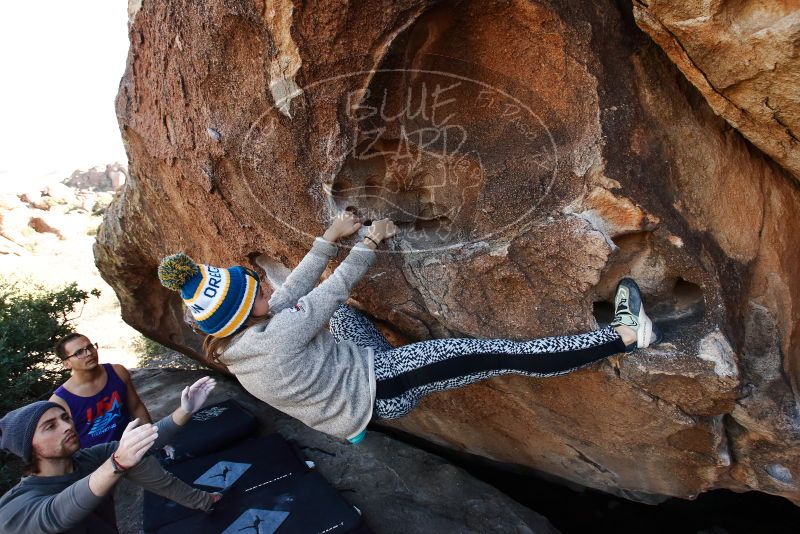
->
[221, 237, 377, 440]
[0, 416, 214, 534]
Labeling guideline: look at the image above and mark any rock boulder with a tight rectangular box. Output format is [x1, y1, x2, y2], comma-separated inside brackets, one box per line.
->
[96, 0, 800, 504]
[633, 0, 800, 181]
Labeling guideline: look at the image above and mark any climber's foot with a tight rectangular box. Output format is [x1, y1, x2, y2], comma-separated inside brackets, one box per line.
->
[610, 278, 661, 352]
[614, 324, 637, 347]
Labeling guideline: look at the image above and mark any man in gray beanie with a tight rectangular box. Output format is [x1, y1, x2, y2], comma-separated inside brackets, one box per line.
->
[0, 376, 221, 534]
[0, 401, 62, 464]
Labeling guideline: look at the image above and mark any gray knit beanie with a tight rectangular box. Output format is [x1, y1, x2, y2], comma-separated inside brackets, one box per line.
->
[0, 401, 62, 462]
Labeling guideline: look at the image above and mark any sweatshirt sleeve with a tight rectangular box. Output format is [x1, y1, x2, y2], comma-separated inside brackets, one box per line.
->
[124, 456, 214, 511]
[152, 412, 181, 448]
[81, 415, 180, 459]
[269, 242, 376, 351]
[0, 451, 110, 534]
[267, 237, 339, 313]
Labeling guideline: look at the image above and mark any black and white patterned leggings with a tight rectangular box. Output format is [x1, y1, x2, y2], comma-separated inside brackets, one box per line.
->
[329, 304, 625, 420]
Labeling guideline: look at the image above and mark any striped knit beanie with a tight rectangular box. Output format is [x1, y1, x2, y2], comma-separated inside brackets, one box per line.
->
[0, 401, 62, 462]
[158, 253, 259, 338]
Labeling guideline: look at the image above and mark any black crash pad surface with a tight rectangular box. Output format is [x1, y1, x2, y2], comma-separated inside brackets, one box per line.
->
[144, 434, 367, 534]
[161, 399, 257, 463]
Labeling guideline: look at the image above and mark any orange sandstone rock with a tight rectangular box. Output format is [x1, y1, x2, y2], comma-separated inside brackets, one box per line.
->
[96, 0, 800, 504]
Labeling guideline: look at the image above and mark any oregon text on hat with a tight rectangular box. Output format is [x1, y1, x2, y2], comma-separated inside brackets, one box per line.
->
[182, 264, 258, 337]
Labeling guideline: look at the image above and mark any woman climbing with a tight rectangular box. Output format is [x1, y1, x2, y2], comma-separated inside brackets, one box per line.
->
[157, 211, 661, 444]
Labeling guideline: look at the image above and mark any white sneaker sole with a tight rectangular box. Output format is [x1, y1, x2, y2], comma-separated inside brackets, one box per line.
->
[637, 306, 653, 348]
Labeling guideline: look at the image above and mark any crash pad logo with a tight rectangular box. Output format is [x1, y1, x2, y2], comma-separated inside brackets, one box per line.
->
[240, 55, 558, 254]
[192, 405, 229, 422]
[195, 461, 251, 490]
[86, 392, 122, 438]
[222, 508, 289, 534]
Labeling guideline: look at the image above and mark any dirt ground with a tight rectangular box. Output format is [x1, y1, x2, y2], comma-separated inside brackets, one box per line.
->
[0, 177, 141, 368]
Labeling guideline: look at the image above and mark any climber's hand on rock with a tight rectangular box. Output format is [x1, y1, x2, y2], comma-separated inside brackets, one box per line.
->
[367, 218, 397, 243]
[323, 211, 362, 242]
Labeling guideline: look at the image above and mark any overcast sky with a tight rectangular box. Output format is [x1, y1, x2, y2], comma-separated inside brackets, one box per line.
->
[0, 1, 129, 188]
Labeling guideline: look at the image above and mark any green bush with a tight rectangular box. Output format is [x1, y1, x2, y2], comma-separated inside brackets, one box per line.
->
[0, 280, 99, 493]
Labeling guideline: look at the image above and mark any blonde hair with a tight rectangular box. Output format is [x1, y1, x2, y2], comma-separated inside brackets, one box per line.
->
[202, 314, 271, 364]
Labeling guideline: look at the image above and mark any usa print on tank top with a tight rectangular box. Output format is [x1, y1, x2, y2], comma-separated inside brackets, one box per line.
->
[54, 364, 132, 448]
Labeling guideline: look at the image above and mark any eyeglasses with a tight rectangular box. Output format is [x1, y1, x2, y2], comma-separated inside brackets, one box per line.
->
[65, 342, 98, 360]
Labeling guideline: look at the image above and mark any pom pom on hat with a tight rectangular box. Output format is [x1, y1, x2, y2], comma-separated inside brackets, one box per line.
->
[159, 253, 200, 292]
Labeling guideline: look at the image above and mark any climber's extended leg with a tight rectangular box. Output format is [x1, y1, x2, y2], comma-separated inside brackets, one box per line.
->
[329, 303, 394, 352]
[372, 327, 624, 419]
[373, 277, 661, 419]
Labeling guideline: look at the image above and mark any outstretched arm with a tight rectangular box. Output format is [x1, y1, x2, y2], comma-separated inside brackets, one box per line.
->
[125, 376, 220, 509]
[267, 238, 339, 313]
[267, 211, 362, 313]
[269, 218, 396, 351]
[124, 456, 217, 511]
[152, 376, 217, 447]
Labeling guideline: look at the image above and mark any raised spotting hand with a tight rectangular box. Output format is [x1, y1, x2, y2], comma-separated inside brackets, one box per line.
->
[114, 418, 159, 468]
[180, 376, 217, 415]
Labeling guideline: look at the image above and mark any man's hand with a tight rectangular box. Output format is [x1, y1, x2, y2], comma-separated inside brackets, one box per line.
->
[322, 211, 362, 242]
[114, 418, 158, 468]
[180, 376, 217, 415]
[90, 419, 155, 496]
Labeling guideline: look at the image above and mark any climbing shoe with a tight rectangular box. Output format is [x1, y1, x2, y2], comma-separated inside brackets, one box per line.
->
[609, 278, 662, 352]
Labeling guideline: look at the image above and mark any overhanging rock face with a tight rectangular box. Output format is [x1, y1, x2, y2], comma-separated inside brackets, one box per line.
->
[633, 0, 800, 181]
[97, 0, 800, 503]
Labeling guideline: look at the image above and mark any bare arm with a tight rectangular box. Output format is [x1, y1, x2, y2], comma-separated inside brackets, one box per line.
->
[88, 421, 158, 496]
[47, 394, 72, 419]
[114, 364, 153, 424]
[86, 457, 125, 499]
